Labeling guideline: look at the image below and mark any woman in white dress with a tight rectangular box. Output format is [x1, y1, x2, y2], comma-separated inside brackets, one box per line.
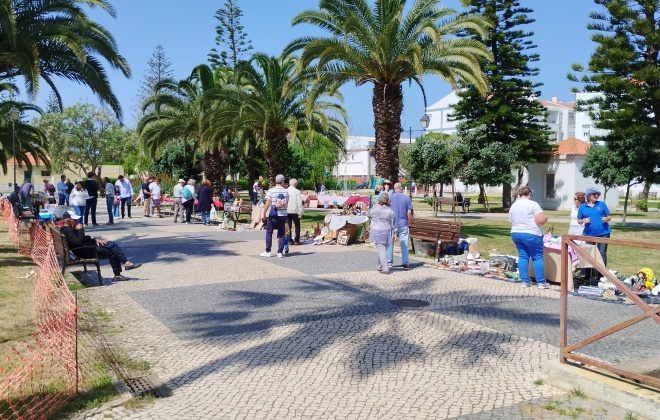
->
[568, 192, 586, 237]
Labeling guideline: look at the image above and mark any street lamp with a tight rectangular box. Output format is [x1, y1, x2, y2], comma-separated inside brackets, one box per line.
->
[409, 113, 431, 143]
[9, 106, 19, 187]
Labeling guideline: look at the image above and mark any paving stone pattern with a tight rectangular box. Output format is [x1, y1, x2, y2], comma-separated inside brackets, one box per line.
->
[73, 217, 654, 419]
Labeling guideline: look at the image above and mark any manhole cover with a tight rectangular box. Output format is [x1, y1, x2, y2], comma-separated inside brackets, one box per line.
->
[123, 375, 171, 398]
[389, 299, 430, 308]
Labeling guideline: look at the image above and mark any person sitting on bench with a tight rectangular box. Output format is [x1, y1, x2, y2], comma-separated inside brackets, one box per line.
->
[59, 212, 142, 281]
[455, 192, 466, 213]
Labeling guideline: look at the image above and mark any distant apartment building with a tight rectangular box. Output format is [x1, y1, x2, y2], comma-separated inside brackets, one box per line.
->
[423, 91, 592, 143]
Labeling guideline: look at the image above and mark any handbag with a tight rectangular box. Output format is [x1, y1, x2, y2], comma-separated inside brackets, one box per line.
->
[268, 204, 278, 220]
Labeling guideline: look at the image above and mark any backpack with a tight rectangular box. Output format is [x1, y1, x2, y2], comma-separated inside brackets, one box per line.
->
[48, 184, 56, 194]
[181, 187, 192, 200]
[275, 193, 288, 209]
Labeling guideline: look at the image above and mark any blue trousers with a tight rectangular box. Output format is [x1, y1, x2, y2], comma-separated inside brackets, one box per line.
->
[265, 215, 287, 253]
[387, 226, 410, 266]
[106, 197, 114, 223]
[511, 232, 546, 284]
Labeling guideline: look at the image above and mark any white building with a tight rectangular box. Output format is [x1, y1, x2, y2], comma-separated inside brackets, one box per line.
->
[332, 136, 375, 181]
[421, 91, 620, 206]
[527, 137, 618, 210]
[424, 91, 579, 142]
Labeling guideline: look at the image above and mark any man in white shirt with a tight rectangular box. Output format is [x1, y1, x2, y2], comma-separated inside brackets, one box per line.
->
[115, 175, 133, 218]
[172, 179, 186, 222]
[286, 178, 304, 245]
[149, 178, 163, 218]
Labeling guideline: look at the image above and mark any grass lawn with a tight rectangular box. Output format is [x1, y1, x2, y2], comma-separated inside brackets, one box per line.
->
[0, 224, 36, 360]
[409, 196, 660, 277]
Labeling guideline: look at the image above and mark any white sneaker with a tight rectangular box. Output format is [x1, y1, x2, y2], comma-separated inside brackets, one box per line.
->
[260, 251, 272, 257]
[277, 253, 283, 258]
[521, 282, 530, 288]
[538, 282, 550, 290]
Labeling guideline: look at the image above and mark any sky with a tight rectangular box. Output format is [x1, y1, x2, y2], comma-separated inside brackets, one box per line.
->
[39, 0, 598, 137]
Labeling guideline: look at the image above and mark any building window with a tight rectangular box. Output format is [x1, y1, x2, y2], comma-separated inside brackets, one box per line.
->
[545, 173, 556, 199]
[582, 124, 591, 138]
[40, 170, 50, 177]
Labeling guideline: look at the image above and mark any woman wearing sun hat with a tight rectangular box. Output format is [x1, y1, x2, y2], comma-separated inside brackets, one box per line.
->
[577, 187, 612, 265]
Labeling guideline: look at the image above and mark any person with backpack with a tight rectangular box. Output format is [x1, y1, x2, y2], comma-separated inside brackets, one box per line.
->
[260, 174, 289, 258]
[43, 179, 56, 204]
[181, 179, 196, 224]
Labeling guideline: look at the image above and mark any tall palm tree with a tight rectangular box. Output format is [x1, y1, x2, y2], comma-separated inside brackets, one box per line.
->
[286, 0, 491, 182]
[202, 52, 347, 183]
[0, 0, 131, 119]
[0, 83, 49, 175]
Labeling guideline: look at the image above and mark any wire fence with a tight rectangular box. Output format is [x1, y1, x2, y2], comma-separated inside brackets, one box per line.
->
[0, 199, 114, 420]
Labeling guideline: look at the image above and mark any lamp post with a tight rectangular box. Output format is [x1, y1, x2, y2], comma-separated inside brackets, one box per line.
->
[408, 113, 431, 143]
[9, 106, 19, 187]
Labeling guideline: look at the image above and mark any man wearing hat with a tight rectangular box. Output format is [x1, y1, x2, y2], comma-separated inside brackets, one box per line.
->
[260, 174, 289, 258]
[172, 178, 186, 223]
[577, 187, 612, 265]
[60, 211, 142, 281]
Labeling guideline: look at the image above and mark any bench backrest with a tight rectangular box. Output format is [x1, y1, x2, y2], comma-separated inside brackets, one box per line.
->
[49, 226, 71, 262]
[436, 197, 454, 205]
[239, 203, 253, 213]
[409, 218, 461, 242]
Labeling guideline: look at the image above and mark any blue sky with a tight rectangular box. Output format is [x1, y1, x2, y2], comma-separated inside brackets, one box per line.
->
[46, 0, 597, 136]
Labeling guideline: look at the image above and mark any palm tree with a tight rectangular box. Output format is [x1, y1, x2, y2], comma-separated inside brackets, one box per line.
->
[286, 0, 491, 182]
[0, 83, 49, 175]
[0, 0, 131, 119]
[137, 65, 232, 194]
[202, 52, 347, 184]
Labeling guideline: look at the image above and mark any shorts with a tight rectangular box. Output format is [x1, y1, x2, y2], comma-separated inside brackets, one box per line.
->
[152, 199, 161, 207]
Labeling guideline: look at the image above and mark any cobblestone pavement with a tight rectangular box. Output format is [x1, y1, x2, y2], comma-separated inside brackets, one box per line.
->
[72, 217, 654, 419]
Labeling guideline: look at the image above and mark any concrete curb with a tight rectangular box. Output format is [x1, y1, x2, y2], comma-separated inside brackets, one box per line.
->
[542, 360, 660, 419]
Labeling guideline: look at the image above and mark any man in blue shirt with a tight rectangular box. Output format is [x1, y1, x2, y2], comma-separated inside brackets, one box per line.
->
[387, 182, 413, 270]
[57, 175, 67, 205]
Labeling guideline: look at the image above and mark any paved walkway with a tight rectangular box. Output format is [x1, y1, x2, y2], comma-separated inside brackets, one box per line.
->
[72, 215, 655, 419]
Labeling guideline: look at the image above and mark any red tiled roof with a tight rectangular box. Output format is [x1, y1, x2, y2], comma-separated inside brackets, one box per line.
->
[6, 153, 46, 166]
[555, 137, 590, 156]
[538, 100, 575, 109]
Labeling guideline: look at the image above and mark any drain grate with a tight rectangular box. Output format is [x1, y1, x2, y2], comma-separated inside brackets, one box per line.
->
[123, 375, 171, 398]
[389, 299, 430, 308]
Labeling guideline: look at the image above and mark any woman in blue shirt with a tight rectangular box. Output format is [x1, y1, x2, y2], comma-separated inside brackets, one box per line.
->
[577, 187, 612, 265]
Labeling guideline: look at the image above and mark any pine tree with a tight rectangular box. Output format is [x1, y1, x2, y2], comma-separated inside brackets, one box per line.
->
[570, 0, 660, 198]
[453, 0, 552, 209]
[208, 0, 253, 70]
[45, 91, 61, 113]
[132, 44, 175, 124]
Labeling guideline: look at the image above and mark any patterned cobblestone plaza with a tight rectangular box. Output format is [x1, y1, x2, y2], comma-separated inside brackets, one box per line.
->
[74, 218, 655, 419]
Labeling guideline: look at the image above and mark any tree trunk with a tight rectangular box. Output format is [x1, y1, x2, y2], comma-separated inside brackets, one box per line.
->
[203, 149, 227, 197]
[263, 135, 288, 185]
[513, 165, 525, 198]
[622, 177, 633, 224]
[372, 82, 404, 183]
[502, 183, 512, 210]
[478, 183, 490, 212]
[246, 159, 256, 202]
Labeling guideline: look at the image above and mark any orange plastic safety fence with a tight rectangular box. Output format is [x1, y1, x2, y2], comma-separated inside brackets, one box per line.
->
[1, 199, 78, 420]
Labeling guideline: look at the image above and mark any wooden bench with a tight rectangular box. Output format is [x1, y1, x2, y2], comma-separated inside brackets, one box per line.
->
[50, 226, 101, 279]
[224, 202, 254, 228]
[435, 197, 471, 213]
[408, 218, 462, 260]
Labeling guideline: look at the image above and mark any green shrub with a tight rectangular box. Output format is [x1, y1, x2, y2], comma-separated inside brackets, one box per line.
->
[637, 199, 648, 212]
